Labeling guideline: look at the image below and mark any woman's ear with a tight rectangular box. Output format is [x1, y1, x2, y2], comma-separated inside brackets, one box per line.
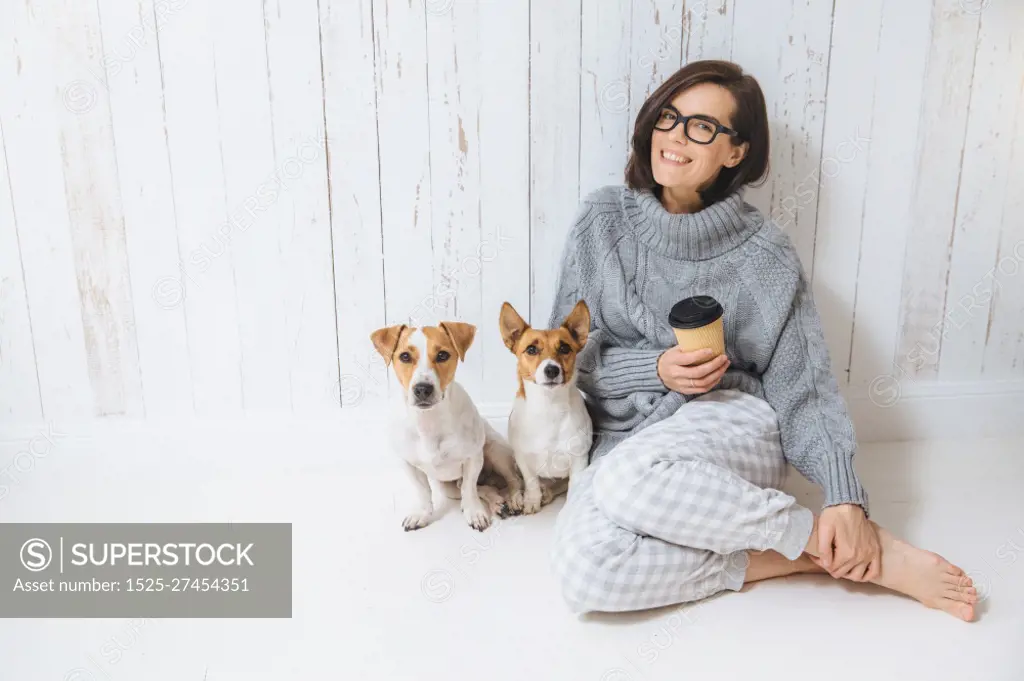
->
[724, 140, 749, 169]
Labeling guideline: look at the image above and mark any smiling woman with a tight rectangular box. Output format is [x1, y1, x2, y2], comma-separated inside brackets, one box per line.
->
[626, 60, 770, 213]
[548, 59, 979, 622]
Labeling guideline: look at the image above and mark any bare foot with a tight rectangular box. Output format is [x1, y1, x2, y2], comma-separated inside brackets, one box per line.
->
[862, 525, 978, 621]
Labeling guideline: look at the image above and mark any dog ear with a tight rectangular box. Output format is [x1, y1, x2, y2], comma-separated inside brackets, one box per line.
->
[562, 299, 591, 348]
[499, 302, 529, 352]
[439, 322, 476, 362]
[369, 324, 407, 366]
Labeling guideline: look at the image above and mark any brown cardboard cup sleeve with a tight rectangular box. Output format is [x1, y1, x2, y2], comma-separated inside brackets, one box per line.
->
[668, 296, 725, 357]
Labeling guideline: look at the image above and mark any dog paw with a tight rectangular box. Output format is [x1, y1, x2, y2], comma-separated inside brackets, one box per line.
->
[522, 492, 542, 515]
[522, 501, 542, 515]
[540, 477, 569, 506]
[504, 489, 524, 515]
[462, 503, 492, 532]
[478, 485, 506, 517]
[402, 511, 432, 531]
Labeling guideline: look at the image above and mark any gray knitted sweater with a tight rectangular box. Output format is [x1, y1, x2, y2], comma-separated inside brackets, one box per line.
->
[548, 185, 867, 511]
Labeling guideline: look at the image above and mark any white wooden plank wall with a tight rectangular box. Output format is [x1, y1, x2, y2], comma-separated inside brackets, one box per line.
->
[374, 0, 434, 337]
[732, 0, 834, 271]
[476, 1, 531, 404]
[99, 0, 194, 417]
[846, 0, 933, 393]
[263, 0, 340, 415]
[159, 0, 245, 416]
[895, 0, 982, 382]
[0, 113, 41, 420]
[579, 0, 632, 196]
[811, 0, 885, 387]
[49, 0, 145, 418]
[981, 31, 1024, 377]
[529, 0, 582, 331]
[0, 0, 1021, 423]
[211, 0, 290, 414]
[425, 0, 486, 398]
[940, 0, 1024, 380]
[682, 0, 734, 62]
[319, 0, 387, 407]
[2, 0, 96, 419]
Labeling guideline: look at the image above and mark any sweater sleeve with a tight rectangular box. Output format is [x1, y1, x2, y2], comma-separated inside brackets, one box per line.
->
[548, 207, 668, 400]
[761, 264, 870, 514]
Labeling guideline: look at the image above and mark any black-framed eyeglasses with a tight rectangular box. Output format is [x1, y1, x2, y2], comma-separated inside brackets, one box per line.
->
[654, 105, 741, 144]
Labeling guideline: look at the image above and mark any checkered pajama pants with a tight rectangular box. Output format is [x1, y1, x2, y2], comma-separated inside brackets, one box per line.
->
[551, 389, 815, 613]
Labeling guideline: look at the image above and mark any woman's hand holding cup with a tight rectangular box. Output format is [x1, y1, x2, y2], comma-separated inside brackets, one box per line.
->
[657, 347, 730, 395]
[660, 295, 729, 395]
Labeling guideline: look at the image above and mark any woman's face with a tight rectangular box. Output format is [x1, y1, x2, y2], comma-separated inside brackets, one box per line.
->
[650, 83, 748, 194]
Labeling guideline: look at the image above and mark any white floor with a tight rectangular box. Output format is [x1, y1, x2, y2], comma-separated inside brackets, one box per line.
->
[1, 418, 1022, 681]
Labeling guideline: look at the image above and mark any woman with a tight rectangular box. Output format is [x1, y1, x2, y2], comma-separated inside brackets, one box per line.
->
[548, 60, 977, 621]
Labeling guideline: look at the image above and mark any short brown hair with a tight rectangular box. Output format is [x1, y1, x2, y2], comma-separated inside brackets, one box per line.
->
[625, 60, 770, 207]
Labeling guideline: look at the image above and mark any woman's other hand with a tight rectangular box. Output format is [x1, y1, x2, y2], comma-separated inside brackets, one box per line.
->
[816, 504, 881, 582]
[657, 347, 730, 395]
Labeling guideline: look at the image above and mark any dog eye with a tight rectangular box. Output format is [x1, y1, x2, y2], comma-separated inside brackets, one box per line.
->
[436, 350, 450, 362]
[525, 345, 539, 355]
[398, 351, 412, 363]
[557, 343, 571, 355]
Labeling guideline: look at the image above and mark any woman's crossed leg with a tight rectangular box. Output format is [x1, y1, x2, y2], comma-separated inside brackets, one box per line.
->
[550, 390, 977, 621]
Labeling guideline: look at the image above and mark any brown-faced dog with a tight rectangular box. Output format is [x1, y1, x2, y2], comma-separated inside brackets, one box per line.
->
[370, 322, 521, 531]
[499, 300, 593, 514]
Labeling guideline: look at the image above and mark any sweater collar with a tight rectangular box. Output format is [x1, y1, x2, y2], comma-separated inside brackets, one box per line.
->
[621, 187, 764, 260]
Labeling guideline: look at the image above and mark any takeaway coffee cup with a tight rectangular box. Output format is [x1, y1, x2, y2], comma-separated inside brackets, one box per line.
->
[668, 296, 725, 357]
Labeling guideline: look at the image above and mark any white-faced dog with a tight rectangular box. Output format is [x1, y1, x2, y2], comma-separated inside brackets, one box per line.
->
[499, 300, 593, 515]
[370, 321, 521, 531]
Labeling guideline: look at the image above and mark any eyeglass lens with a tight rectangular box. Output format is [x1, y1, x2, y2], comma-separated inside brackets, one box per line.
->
[655, 108, 719, 144]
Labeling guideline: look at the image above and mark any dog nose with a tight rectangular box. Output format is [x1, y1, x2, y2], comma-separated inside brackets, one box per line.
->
[543, 364, 561, 379]
[412, 383, 435, 401]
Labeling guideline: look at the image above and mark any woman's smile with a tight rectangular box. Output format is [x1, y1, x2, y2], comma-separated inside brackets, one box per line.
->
[659, 149, 692, 165]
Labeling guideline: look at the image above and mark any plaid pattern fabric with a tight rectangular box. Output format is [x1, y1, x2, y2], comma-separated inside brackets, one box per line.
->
[551, 389, 814, 614]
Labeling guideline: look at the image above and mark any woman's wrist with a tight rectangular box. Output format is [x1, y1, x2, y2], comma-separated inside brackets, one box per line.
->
[656, 350, 668, 387]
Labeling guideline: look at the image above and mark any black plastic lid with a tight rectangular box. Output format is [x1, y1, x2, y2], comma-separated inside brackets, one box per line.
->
[668, 296, 724, 329]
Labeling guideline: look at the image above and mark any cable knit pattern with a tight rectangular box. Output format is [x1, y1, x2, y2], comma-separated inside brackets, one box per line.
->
[548, 185, 868, 512]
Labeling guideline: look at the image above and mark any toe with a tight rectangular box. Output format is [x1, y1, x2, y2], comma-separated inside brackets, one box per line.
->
[938, 597, 975, 622]
[945, 588, 978, 604]
[943, 571, 971, 586]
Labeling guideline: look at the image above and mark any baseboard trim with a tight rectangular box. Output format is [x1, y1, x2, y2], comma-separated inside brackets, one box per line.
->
[478, 380, 1024, 442]
[0, 382, 1021, 445]
[842, 380, 1024, 441]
